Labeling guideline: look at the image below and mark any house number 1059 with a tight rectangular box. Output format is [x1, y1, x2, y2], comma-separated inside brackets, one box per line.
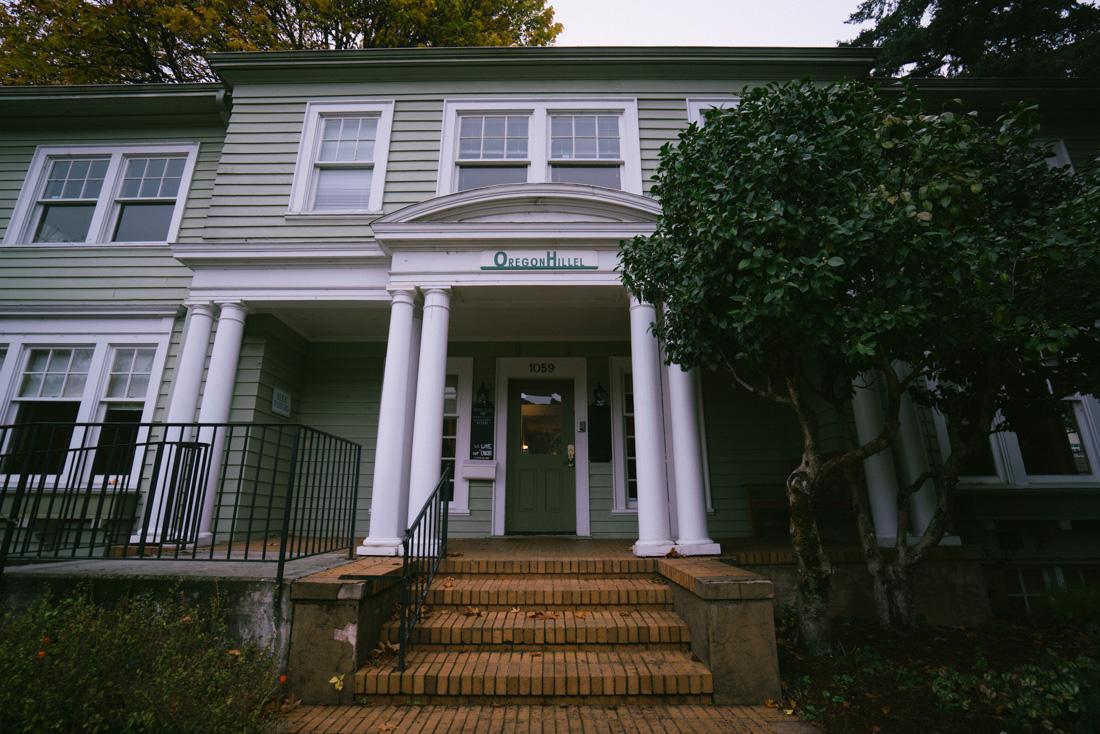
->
[529, 362, 556, 374]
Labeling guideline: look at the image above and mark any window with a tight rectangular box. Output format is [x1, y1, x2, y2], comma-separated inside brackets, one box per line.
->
[4, 145, 199, 245]
[439, 98, 642, 195]
[288, 101, 395, 215]
[0, 327, 169, 480]
[549, 114, 622, 188]
[934, 396, 1100, 486]
[441, 358, 473, 513]
[686, 97, 740, 126]
[1042, 139, 1074, 170]
[455, 115, 530, 192]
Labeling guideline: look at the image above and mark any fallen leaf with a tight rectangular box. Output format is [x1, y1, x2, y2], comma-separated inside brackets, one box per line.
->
[764, 698, 778, 709]
[528, 652, 542, 658]
[576, 610, 588, 619]
[510, 607, 521, 613]
[178, 615, 192, 625]
[462, 606, 484, 617]
[881, 706, 891, 716]
[446, 552, 464, 558]
[442, 577, 457, 589]
[227, 649, 241, 657]
[329, 674, 345, 692]
[665, 548, 682, 558]
[378, 724, 397, 732]
[783, 708, 795, 716]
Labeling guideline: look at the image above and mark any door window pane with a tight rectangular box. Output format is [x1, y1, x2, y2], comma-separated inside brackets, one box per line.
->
[550, 165, 621, 189]
[34, 204, 95, 242]
[519, 392, 563, 456]
[1016, 404, 1091, 475]
[113, 202, 175, 242]
[456, 165, 527, 192]
[312, 168, 373, 210]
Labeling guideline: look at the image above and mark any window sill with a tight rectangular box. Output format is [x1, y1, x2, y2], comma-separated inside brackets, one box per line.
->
[284, 210, 383, 221]
[609, 508, 638, 515]
[447, 507, 471, 516]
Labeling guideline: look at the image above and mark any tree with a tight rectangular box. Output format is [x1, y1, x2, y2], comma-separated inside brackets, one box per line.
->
[620, 79, 1100, 653]
[0, 0, 562, 84]
[843, 0, 1100, 77]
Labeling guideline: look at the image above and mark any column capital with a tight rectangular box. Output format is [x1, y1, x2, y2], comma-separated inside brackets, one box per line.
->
[188, 302, 216, 319]
[421, 287, 451, 310]
[628, 295, 653, 311]
[215, 301, 248, 322]
[387, 288, 418, 307]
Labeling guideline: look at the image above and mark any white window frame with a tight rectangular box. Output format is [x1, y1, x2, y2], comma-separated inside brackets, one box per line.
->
[438, 98, 643, 196]
[4, 144, 200, 246]
[932, 395, 1100, 488]
[608, 356, 713, 514]
[0, 317, 172, 487]
[445, 357, 473, 515]
[287, 100, 395, 216]
[686, 97, 740, 126]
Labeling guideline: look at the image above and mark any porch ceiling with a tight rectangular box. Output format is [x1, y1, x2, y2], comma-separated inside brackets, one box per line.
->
[258, 285, 631, 342]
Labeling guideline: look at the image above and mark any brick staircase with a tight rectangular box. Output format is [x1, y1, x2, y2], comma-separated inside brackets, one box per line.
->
[355, 555, 714, 704]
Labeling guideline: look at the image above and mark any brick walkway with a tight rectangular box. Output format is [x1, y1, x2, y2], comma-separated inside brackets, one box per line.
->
[279, 704, 815, 733]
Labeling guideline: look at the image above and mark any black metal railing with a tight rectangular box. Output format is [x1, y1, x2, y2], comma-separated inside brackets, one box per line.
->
[396, 467, 451, 671]
[0, 421, 361, 583]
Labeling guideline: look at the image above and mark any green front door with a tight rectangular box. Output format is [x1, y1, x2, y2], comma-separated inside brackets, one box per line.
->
[505, 379, 576, 534]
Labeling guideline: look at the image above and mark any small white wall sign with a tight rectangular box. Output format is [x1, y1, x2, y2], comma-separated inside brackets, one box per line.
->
[271, 388, 292, 418]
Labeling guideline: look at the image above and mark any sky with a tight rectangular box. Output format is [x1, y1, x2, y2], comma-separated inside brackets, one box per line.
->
[550, 0, 873, 47]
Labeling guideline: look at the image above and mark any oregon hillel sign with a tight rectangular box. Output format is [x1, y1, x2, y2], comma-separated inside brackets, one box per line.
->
[480, 249, 599, 271]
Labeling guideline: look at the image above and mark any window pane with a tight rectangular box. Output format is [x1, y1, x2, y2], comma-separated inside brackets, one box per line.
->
[34, 204, 95, 242]
[456, 165, 527, 192]
[113, 202, 174, 242]
[120, 157, 184, 200]
[550, 165, 621, 189]
[2, 401, 80, 475]
[91, 407, 143, 476]
[623, 372, 637, 503]
[1016, 404, 1091, 475]
[457, 114, 529, 160]
[43, 157, 108, 201]
[318, 116, 377, 162]
[550, 114, 620, 162]
[313, 167, 373, 210]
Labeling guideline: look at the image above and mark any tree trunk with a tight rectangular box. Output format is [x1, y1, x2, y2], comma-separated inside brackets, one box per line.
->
[884, 563, 915, 627]
[786, 468, 833, 655]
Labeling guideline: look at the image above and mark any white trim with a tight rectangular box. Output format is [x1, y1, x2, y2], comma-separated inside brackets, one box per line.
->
[4, 143, 200, 246]
[287, 100, 395, 216]
[438, 98, 643, 196]
[492, 357, 590, 537]
[686, 97, 740, 125]
[446, 356, 473, 514]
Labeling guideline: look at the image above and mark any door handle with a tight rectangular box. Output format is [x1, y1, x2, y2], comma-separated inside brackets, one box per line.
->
[567, 444, 575, 468]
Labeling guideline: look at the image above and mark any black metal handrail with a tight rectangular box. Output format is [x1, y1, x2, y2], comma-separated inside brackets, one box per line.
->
[0, 421, 361, 584]
[396, 467, 451, 671]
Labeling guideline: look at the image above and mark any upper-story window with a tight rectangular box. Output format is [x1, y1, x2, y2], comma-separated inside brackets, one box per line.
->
[288, 101, 395, 215]
[3, 144, 199, 246]
[686, 97, 740, 126]
[439, 98, 642, 195]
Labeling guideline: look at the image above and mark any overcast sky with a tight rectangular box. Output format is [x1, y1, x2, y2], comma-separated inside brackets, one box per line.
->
[551, 0, 873, 47]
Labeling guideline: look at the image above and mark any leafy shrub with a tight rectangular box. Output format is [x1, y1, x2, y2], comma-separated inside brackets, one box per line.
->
[0, 587, 280, 734]
[1032, 586, 1100, 623]
[932, 652, 1100, 733]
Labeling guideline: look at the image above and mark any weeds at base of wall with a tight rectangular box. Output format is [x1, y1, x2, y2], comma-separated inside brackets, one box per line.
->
[0, 585, 285, 734]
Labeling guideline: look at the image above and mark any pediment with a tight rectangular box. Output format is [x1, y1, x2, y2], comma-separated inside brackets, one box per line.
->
[374, 183, 661, 226]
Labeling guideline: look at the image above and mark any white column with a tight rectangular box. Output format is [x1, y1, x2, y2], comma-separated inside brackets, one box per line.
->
[399, 311, 423, 521]
[359, 290, 419, 556]
[666, 364, 721, 555]
[196, 301, 247, 540]
[629, 297, 675, 557]
[406, 288, 451, 524]
[895, 389, 937, 536]
[165, 304, 215, 423]
[143, 303, 215, 541]
[852, 375, 899, 544]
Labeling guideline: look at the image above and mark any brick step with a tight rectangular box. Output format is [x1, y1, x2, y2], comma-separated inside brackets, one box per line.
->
[356, 650, 714, 700]
[440, 557, 657, 576]
[382, 609, 690, 648]
[426, 577, 672, 607]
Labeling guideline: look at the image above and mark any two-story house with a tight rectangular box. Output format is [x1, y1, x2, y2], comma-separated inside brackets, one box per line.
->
[1, 47, 1097, 615]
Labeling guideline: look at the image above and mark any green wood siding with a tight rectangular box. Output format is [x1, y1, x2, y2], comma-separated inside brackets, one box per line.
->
[0, 126, 223, 306]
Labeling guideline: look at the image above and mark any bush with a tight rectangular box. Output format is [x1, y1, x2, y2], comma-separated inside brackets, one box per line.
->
[932, 652, 1100, 733]
[0, 587, 280, 734]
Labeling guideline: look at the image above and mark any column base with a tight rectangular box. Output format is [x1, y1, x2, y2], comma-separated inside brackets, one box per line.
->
[632, 539, 676, 557]
[673, 540, 722, 556]
[356, 538, 405, 557]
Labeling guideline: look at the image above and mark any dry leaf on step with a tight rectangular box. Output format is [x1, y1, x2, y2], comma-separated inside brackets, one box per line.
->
[510, 607, 521, 613]
[462, 606, 484, 617]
